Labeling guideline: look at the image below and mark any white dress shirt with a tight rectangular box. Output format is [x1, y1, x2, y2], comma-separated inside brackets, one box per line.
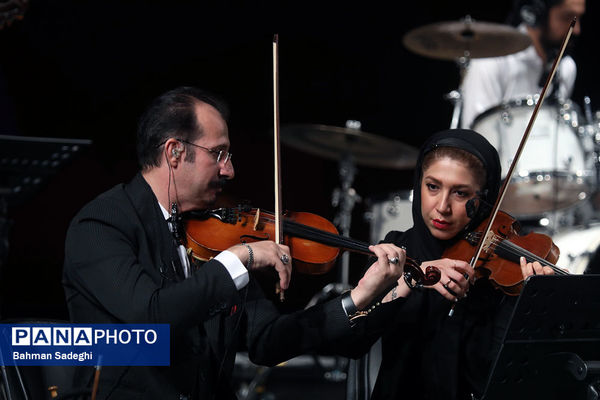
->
[460, 26, 576, 129]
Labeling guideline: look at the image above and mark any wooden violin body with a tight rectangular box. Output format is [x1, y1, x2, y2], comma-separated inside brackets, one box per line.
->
[443, 210, 560, 295]
[184, 207, 340, 275]
[183, 206, 441, 285]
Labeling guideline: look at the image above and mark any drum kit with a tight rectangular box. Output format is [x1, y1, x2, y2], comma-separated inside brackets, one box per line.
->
[281, 16, 600, 277]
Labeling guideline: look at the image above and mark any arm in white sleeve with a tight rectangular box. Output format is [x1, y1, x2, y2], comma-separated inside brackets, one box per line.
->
[461, 58, 505, 129]
[214, 250, 249, 290]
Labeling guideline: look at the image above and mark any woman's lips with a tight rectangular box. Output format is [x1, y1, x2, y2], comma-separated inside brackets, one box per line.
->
[432, 219, 450, 229]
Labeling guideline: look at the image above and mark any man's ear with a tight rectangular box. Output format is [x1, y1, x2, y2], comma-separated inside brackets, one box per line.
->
[164, 139, 184, 167]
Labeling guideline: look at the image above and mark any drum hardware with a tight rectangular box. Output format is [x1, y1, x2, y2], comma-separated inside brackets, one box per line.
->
[403, 15, 532, 129]
[445, 89, 463, 129]
[552, 223, 600, 274]
[402, 15, 531, 61]
[331, 139, 360, 285]
[281, 123, 418, 170]
[365, 191, 414, 243]
[281, 121, 419, 284]
[472, 97, 591, 218]
[579, 96, 600, 193]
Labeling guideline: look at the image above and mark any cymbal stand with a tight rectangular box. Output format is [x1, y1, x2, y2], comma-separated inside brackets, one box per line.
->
[332, 120, 362, 285]
[446, 56, 470, 129]
[446, 89, 463, 129]
[445, 30, 471, 129]
[332, 152, 360, 286]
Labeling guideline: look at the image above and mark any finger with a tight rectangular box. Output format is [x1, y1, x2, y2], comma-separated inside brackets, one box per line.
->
[430, 273, 460, 301]
[274, 254, 292, 290]
[445, 265, 469, 285]
[442, 280, 459, 297]
[370, 243, 403, 265]
[543, 266, 555, 276]
[369, 244, 395, 268]
[451, 261, 474, 282]
[532, 261, 544, 276]
[434, 280, 458, 301]
[520, 256, 534, 278]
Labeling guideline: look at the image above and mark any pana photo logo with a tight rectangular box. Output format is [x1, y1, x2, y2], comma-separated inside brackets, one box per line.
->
[0, 324, 169, 366]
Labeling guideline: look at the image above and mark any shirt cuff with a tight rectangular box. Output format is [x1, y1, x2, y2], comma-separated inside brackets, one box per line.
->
[214, 250, 249, 290]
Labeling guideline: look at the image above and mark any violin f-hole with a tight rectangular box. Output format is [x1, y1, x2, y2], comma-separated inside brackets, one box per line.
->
[240, 234, 270, 242]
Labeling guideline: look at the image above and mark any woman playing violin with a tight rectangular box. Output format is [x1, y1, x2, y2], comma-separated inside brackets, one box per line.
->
[342, 128, 554, 400]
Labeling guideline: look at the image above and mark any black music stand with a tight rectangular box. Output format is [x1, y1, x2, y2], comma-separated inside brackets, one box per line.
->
[481, 275, 600, 400]
[0, 134, 92, 206]
[0, 134, 91, 300]
[0, 134, 92, 264]
[0, 135, 91, 399]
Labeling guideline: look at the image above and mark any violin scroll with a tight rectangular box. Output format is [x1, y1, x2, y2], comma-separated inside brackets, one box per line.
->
[403, 258, 441, 288]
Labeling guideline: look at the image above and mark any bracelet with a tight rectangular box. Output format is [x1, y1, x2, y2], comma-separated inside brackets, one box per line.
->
[341, 290, 358, 317]
[341, 290, 381, 327]
[243, 243, 253, 269]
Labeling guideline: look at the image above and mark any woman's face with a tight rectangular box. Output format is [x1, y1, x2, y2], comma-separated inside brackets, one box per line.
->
[420, 156, 482, 240]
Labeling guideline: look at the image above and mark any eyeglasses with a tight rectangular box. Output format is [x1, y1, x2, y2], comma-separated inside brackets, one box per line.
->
[157, 138, 232, 165]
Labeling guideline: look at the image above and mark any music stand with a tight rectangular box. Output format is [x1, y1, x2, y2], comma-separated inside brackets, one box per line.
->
[0, 135, 91, 398]
[481, 275, 600, 400]
[0, 134, 92, 206]
[0, 133, 91, 263]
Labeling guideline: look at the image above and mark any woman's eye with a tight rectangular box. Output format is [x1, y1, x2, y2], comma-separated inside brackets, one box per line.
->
[426, 183, 438, 190]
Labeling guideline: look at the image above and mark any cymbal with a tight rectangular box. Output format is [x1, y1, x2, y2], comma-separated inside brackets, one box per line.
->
[403, 18, 532, 60]
[281, 124, 418, 169]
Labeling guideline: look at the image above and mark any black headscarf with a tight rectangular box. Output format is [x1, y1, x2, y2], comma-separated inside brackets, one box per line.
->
[399, 128, 501, 263]
[371, 129, 504, 400]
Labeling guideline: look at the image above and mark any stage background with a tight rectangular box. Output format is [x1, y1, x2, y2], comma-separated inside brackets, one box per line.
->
[1, 0, 598, 326]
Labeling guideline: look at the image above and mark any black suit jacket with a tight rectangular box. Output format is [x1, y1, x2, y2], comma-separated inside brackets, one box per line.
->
[63, 173, 352, 399]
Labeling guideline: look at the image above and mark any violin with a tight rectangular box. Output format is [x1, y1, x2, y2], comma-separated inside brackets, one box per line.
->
[443, 19, 577, 304]
[183, 206, 441, 286]
[443, 210, 568, 296]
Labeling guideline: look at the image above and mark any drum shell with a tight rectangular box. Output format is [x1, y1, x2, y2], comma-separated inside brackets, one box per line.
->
[472, 98, 591, 217]
[366, 191, 414, 243]
[553, 223, 600, 274]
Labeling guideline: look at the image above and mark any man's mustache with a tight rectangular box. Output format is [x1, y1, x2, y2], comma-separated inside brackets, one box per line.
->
[208, 178, 228, 190]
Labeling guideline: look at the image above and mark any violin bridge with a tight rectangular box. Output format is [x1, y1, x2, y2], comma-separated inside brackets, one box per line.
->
[482, 231, 495, 253]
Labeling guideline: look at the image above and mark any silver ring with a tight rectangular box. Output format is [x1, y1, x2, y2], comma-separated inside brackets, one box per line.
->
[280, 254, 290, 265]
[388, 257, 399, 264]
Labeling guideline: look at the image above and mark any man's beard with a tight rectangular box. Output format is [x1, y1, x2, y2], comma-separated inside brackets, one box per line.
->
[541, 26, 578, 58]
[205, 177, 228, 207]
[209, 177, 228, 190]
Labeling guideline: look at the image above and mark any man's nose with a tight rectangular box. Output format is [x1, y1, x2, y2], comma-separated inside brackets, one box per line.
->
[573, 18, 581, 36]
[220, 160, 234, 179]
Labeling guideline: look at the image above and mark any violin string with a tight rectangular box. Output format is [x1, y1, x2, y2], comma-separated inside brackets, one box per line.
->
[468, 232, 569, 275]
[237, 211, 567, 276]
[248, 212, 372, 253]
[243, 211, 425, 265]
[469, 232, 567, 274]
[232, 211, 432, 284]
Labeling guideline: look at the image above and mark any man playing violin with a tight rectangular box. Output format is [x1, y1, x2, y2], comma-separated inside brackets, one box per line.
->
[461, 0, 585, 129]
[63, 86, 472, 399]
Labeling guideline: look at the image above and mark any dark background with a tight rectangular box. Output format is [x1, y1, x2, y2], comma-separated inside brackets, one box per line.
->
[1, 0, 599, 319]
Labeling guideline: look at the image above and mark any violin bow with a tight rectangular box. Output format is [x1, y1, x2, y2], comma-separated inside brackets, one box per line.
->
[450, 18, 577, 316]
[273, 34, 285, 301]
